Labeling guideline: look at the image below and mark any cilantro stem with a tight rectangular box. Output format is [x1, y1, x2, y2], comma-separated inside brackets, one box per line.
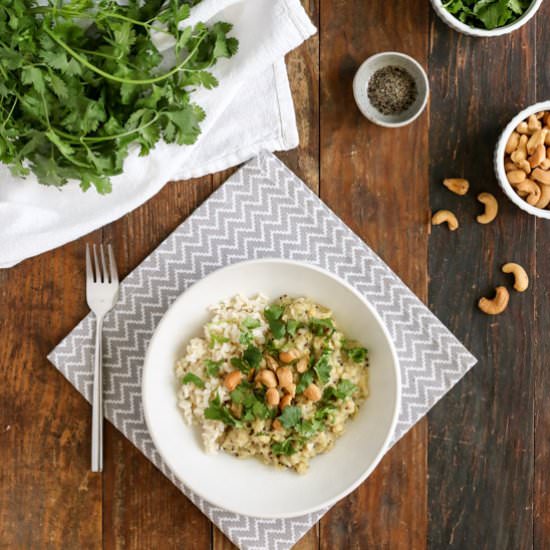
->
[44, 26, 208, 86]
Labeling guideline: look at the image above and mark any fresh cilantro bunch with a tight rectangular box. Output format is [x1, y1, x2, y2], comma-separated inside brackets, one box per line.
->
[0, 0, 238, 193]
[443, 0, 532, 30]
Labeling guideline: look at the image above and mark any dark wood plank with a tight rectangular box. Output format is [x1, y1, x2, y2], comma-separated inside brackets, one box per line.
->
[0, 240, 103, 549]
[427, 14, 537, 550]
[319, 0, 430, 548]
[535, 3, 550, 548]
[102, 177, 213, 550]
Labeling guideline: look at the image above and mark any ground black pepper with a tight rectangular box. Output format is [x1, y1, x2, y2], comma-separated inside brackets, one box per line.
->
[367, 66, 417, 116]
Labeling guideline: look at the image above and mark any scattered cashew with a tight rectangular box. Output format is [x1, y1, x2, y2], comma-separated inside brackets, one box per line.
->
[476, 193, 498, 224]
[516, 159, 532, 174]
[504, 161, 517, 171]
[286, 383, 296, 397]
[516, 179, 541, 206]
[265, 387, 280, 407]
[478, 286, 510, 315]
[535, 183, 550, 209]
[255, 369, 277, 388]
[224, 370, 243, 391]
[280, 394, 293, 410]
[431, 210, 459, 231]
[528, 144, 546, 168]
[276, 366, 293, 390]
[532, 167, 550, 185]
[511, 135, 528, 164]
[295, 356, 308, 373]
[303, 383, 322, 402]
[502, 263, 529, 292]
[516, 121, 529, 134]
[272, 419, 283, 431]
[265, 355, 279, 371]
[540, 158, 550, 170]
[443, 178, 469, 195]
[505, 132, 520, 154]
[506, 169, 526, 185]
[527, 114, 542, 133]
[278, 349, 299, 364]
[527, 129, 547, 155]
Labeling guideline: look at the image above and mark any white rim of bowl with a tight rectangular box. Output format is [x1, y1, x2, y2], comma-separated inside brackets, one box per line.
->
[353, 52, 429, 129]
[142, 258, 402, 519]
[494, 100, 550, 219]
[431, 0, 543, 37]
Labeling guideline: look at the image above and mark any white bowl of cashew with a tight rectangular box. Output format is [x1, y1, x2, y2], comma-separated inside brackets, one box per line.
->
[431, 0, 543, 37]
[494, 101, 550, 220]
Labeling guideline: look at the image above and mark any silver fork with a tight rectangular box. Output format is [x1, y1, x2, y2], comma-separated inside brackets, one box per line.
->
[86, 243, 119, 472]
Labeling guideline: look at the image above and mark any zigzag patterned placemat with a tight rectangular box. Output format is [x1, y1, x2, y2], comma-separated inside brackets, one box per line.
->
[49, 151, 476, 550]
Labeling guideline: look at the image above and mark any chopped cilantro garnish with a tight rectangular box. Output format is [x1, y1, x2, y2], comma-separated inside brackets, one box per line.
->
[296, 418, 324, 438]
[271, 438, 297, 456]
[239, 331, 253, 346]
[205, 359, 223, 377]
[278, 406, 302, 429]
[309, 318, 334, 337]
[323, 379, 358, 401]
[242, 317, 261, 329]
[209, 333, 229, 349]
[264, 304, 286, 339]
[346, 346, 368, 363]
[204, 395, 242, 427]
[313, 352, 332, 384]
[182, 373, 205, 389]
[286, 319, 300, 336]
[296, 370, 314, 394]
[243, 345, 262, 369]
[230, 382, 273, 420]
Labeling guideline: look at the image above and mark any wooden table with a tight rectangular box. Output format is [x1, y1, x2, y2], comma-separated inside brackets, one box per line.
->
[1, 1, 549, 548]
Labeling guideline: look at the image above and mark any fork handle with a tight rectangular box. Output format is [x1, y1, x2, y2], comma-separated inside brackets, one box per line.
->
[91, 315, 104, 472]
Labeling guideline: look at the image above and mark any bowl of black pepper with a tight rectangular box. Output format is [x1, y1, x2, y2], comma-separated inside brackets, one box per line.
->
[353, 52, 429, 128]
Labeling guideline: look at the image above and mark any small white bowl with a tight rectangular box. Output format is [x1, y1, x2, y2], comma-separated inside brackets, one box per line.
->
[142, 259, 401, 518]
[494, 100, 550, 219]
[430, 0, 542, 37]
[353, 52, 429, 128]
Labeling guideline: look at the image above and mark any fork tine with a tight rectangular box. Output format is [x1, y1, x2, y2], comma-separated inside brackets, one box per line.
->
[100, 244, 109, 283]
[86, 243, 94, 282]
[93, 244, 101, 283]
[107, 244, 118, 283]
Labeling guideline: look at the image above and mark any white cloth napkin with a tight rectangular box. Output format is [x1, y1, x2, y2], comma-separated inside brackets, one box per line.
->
[0, 0, 316, 268]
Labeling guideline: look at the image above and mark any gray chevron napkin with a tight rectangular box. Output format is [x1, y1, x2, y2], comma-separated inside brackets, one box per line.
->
[49, 151, 476, 550]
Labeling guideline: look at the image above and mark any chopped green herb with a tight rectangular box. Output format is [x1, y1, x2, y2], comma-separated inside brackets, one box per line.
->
[323, 379, 358, 401]
[286, 319, 300, 336]
[230, 357, 249, 374]
[313, 352, 332, 384]
[296, 370, 314, 394]
[278, 405, 302, 429]
[243, 345, 262, 370]
[346, 346, 368, 363]
[204, 395, 242, 427]
[242, 317, 261, 329]
[209, 333, 229, 348]
[182, 372, 205, 389]
[239, 331, 254, 346]
[264, 305, 286, 339]
[296, 418, 324, 438]
[443, 0, 531, 30]
[265, 305, 284, 320]
[271, 438, 297, 456]
[309, 318, 335, 337]
[230, 382, 272, 420]
[205, 359, 223, 377]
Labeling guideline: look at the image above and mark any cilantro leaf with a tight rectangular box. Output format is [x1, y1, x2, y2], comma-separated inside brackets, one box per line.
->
[264, 305, 286, 339]
[313, 352, 332, 385]
[182, 372, 205, 389]
[296, 370, 314, 395]
[204, 395, 242, 427]
[346, 346, 368, 363]
[205, 359, 223, 377]
[243, 345, 262, 370]
[210, 333, 229, 348]
[278, 406, 302, 429]
[271, 438, 297, 456]
[242, 317, 261, 329]
[309, 318, 335, 337]
[286, 319, 300, 336]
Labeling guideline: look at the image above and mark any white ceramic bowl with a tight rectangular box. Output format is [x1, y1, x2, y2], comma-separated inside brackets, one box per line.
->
[353, 51, 429, 128]
[430, 0, 542, 37]
[494, 100, 550, 219]
[142, 259, 401, 518]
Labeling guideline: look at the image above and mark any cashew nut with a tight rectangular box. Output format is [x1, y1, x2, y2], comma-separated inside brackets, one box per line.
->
[272, 418, 283, 431]
[476, 193, 498, 224]
[286, 383, 296, 397]
[516, 121, 529, 134]
[502, 263, 529, 292]
[431, 210, 459, 231]
[506, 169, 526, 185]
[505, 132, 520, 154]
[527, 114, 542, 133]
[265, 387, 280, 407]
[532, 167, 550, 185]
[303, 383, 322, 402]
[540, 158, 550, 171]
[443, 178, 469, 195]
[478, 286, 510, 315]
[528, 144, 546, 168]
[265, 355, 279, 371]
[516, 159, 532, 175]
[224, 370, 243, 391]
[527, 129, 547, 155]
[276, 366, 293, 390]
[296, 356, 308, 373]
[504, 161, 517, 171]
[516, 179, 541, 206]
[535, 183, 550, 209]
[255, 369, 277, 388]
[278, 349, 299, 364]
[511, 135, 528, 164]
[280, 394, 293, 410]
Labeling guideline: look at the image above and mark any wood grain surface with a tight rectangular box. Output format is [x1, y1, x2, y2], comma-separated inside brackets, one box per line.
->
[1, 1, 549, 549]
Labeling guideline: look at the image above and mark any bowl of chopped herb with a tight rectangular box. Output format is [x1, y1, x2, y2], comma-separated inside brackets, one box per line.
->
[431, 0, 542, 37]
[353, 52, 429, 128]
